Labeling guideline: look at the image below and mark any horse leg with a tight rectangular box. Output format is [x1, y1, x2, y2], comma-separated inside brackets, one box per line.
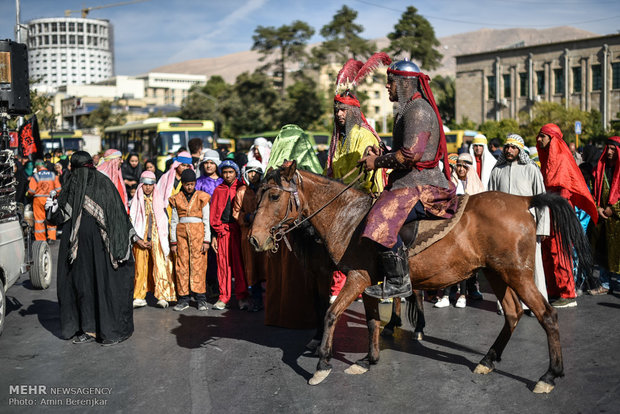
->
[345, 292, 381, 375]
[411, 290, 425, 341]
[475, 273, 523, 375]
[382, 297, 402, 337]
[508, 278, 564, 393]
[309, 270, 368, 385]
[306, 270, 332, 353]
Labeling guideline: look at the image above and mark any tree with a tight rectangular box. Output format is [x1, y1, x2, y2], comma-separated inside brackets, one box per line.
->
[81, 101, 126, 134]
[252, 20, 315, 96]
[479, 119, 520, 142]
[386, 6, 443, 70]
[180, 76, 231, 125]
[278, 76, 325, 129]
[431, 75, 455, 125]
[312, 5, 376, 65]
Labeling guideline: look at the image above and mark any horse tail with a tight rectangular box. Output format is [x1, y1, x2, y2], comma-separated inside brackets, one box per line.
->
[529, 192, 593, 283]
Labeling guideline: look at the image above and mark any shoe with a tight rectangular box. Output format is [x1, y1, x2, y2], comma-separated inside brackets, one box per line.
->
[72, 333, 95, 344]
[197, 300, 208, 311]
[173, 301, 189, 311]
[238, 299, 250, 310]
[212, 300, 227, 310]
[47, 239, 56, 245]
[455, 295, 466, 308]
[133, 298, 147, 308]
[156, 299, 169, 308]
[587, 286, 609, 296]
[552, 297, 577, 308]
[524, 309, 535, 317]
[434, 296, 450, 308]
[329, 295, 337, 304]
[468, 291, 483, 301]
[100, 336, 128, 347]
[497, 301, 504, 316]
[365, 245, 412, 299]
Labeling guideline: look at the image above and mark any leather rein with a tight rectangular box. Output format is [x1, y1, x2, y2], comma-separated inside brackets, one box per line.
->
[260, 167, 366, 253]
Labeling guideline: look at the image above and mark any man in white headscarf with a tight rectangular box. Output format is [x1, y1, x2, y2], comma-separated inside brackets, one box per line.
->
[469, 134, 496, 190]
[489, 133, 550, 314]
[247, 137, 271, 171]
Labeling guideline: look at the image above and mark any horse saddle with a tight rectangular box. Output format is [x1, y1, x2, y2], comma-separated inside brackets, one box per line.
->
[399, 194, 469, 257]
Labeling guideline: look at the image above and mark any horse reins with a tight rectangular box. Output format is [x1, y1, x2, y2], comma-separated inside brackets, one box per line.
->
[265, 166, 366, 253]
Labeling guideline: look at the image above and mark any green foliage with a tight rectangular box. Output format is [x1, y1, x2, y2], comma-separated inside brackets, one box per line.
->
[450, 116, 477, 131]
[280, 76, 325, 130]
[252, 20, 315, 94]
[312, 6, 376, 65]
[431, 75, 455, 125]
[479, 119, 520, 143]
[81, 101, 126, 133]
[386, 6, 443, 70]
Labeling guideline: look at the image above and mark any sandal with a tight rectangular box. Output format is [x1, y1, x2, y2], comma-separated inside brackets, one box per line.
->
[587, 286, 609, 295]
[72, 333, 95, 344]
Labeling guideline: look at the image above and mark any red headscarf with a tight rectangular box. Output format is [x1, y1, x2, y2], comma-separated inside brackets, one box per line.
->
[536, 123, 598, 224]
[97, 149, 127, 210]
[593, 136, 620, 207]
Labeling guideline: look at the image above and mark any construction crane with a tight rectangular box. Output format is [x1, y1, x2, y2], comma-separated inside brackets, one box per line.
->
[64, 0, 149, 18]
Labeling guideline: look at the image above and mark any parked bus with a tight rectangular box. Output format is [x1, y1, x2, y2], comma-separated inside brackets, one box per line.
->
[103, 118, 215, 171]
[236, 130, 330, 153]
[445, 129, 479, 154]
[40, 130, 85, 153]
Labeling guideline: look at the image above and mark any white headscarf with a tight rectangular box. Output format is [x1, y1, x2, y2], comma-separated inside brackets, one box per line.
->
[247, 137, 271, 171]
[469, 134, 496, 190]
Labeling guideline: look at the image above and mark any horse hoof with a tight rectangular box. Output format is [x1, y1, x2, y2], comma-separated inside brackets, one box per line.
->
[308, 369, 331, 385]
[413, 332, 423, 341]
[474, 364, 493, 375]
[305, 339, 321, 352]
[533, 381, 554, 394]
[344, 364, 369, 375]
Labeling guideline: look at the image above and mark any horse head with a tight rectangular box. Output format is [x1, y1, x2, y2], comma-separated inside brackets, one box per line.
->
[249, 160, 304, 252]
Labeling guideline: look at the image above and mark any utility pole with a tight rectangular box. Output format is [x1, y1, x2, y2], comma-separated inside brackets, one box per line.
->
[15, 0, 21, 43]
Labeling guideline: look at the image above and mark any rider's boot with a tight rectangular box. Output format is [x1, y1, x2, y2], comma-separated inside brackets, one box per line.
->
[364, 243, 412, 299]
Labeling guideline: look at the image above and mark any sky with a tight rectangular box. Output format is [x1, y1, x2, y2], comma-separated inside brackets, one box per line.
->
[1, 0, 619, 76]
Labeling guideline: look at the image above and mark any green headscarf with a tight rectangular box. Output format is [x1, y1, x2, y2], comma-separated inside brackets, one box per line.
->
[266, 124, 322, 174]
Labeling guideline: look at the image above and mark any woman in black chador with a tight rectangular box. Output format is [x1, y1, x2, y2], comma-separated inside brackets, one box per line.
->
[46, 151, 138, 345]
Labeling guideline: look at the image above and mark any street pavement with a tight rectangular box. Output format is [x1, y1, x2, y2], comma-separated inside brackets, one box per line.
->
[1, 243, 618, 413]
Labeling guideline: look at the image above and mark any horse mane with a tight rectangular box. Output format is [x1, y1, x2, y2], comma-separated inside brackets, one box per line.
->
[262, 165, 368, 198]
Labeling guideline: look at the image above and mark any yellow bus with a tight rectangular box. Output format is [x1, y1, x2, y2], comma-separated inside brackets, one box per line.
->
[103, 118, 215, 170]
[445, 130, 479, 154]
[40, 130, 84, 153]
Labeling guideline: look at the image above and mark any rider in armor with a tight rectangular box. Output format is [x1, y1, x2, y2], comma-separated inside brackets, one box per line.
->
[360, 59, 458, 299]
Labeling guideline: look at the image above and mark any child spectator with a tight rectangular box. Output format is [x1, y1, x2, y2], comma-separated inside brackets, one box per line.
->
[169, 169, 211, 311]
[210, 160, 249, 310]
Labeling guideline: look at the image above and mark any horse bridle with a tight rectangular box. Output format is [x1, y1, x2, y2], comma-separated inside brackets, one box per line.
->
[260, 168, 366, 253]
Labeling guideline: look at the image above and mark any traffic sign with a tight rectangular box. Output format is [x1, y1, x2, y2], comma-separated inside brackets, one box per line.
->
[575, 121, 582, 135]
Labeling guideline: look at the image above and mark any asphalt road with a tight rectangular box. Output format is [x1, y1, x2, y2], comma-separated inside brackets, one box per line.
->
[1, 243, 618, 413]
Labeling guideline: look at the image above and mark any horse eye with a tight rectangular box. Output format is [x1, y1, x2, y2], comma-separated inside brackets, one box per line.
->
[269, 193, 280, 201]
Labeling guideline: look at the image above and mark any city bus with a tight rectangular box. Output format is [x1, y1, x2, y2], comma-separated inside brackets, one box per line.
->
[40, 130, 85, 153]
[103, 118, 215, 171]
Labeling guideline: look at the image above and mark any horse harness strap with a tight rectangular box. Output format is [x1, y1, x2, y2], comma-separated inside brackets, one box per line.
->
[266, 169, 366, 252]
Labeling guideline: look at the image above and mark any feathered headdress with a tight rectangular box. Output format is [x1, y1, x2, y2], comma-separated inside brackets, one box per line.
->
[335, 52, 392, 94]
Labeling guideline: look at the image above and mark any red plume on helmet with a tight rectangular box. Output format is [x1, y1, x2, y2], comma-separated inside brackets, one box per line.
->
[353, 52, 392, 86]
[335, 59, 364, 93]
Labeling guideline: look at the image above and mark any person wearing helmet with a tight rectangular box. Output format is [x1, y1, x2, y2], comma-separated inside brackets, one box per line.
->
[359, 59, 458, 299]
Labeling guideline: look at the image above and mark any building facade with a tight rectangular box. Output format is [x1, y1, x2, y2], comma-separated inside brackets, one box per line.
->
[456, 34, 620, 129]
[26, 17, 114, 91]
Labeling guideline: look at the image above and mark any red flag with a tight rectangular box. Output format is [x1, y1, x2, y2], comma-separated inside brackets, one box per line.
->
[19, 115, 42, 159]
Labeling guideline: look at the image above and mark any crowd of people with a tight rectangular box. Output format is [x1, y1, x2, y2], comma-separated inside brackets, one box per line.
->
[11, 57, 617, 347]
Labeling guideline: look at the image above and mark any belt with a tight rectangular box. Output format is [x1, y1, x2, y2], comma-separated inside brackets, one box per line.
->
[179, 217, 202, 224]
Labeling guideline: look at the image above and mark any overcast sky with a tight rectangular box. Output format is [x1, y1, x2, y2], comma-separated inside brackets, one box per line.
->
[1, 0, 618, 76]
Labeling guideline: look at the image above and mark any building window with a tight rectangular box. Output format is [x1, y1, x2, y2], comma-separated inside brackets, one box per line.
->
[592, 65, 602, 91]
[612, 62, 620, 89]
[487, 76, 496, 100]
[519, 73, 527, 97]
[554, 68, 564, 95]
[503, 74, 511, 98]
[536, 71, 545, 95]
[77, 23, 83, 32]
[51, 23, 57, 31]
[69, 22, 75, 31]
[572, 67, 582, 93]
[59, 22, 66, 31]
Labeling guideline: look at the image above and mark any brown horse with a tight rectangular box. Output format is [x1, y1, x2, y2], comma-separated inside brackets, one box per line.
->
[249, 161, 591, 394]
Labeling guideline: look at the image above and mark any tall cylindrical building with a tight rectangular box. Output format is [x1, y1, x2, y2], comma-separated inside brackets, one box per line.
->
[26, 17, 114, 91]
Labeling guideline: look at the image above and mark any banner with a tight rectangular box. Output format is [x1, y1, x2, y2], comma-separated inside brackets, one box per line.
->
[19, 115, 43, 159]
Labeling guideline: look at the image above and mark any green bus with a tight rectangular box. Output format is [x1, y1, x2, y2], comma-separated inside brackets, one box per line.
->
[103, 118, 215, 171]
